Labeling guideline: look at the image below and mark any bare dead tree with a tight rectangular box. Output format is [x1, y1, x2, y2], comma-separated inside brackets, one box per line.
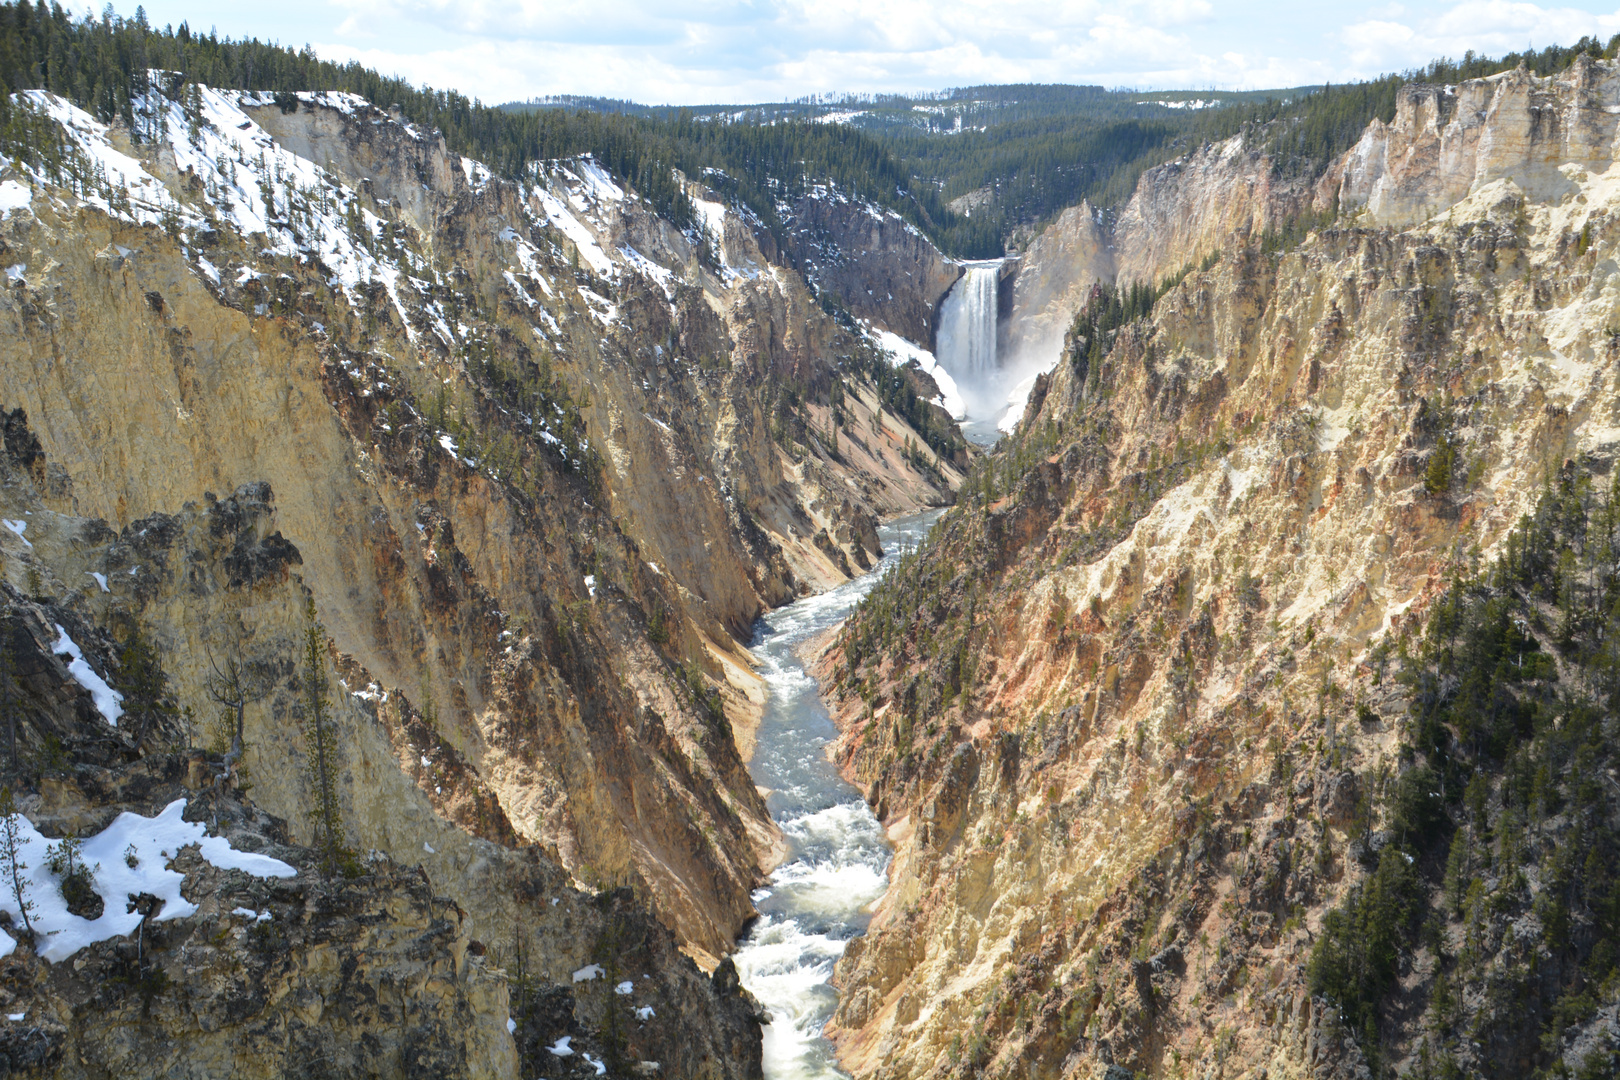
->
[204, 647, 269, 795]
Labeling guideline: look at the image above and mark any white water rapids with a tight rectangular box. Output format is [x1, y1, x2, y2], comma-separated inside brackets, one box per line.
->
[734, 511, 943, 1079]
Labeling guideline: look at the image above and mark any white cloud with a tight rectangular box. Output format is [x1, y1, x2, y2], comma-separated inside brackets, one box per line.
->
[138, 0, 1620, 104]
[1340, 2, 1620, 74]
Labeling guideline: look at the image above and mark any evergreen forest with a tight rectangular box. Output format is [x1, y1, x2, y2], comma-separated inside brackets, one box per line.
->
[1300, 468, 1620, 1078]
[4, 2, 1620, 259]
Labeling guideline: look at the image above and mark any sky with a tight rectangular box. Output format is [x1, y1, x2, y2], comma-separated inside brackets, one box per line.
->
[126, 0, 1620, 106]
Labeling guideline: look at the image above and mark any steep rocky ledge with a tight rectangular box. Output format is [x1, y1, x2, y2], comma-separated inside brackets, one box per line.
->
[1000, 202, 1114, 369]
[1001, 132, 1335, 373]
[1341, 56, 1620, 228]
[816, 61, 1620, 1080]
[0, 416, 767, 1079]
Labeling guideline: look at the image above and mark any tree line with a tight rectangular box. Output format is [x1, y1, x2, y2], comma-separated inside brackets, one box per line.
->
[3, 3, 1618, 261]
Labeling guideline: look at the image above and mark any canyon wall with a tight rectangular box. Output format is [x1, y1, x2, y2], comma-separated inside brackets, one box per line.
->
[820, 61, 1620, 1080]
[1341, 56, 1620, 227]
[0, 79, 963, 1078]
[1113, 138, 1337, 285]
[1000, 202, 1114, 370]
[777, 186, 962, 347]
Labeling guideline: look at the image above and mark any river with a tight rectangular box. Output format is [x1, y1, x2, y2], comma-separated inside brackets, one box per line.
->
[733, 510, 943, 1080]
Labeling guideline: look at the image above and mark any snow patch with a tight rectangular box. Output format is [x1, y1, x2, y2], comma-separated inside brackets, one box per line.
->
[502, 269, 538, 308]
[619, 245, 675, 295]
[50, 625, 123, 727]
[869, 327, 965, 419]
[0, 798, 295, 963]
[531, 187, 614, 276]
[0, 180, 30, 215]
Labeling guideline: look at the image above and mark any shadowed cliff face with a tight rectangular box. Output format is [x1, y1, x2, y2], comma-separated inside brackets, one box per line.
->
[775, 185, 962, 347]
[816, 62, 1620, 1080]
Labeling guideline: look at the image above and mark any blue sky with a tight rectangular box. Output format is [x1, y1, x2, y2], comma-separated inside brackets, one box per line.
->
[128, 1, 1620, 105]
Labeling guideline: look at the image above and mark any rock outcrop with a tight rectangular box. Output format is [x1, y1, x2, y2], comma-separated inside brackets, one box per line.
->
[1000, 132, 1334, 378]
[1341, 56, 1620, 227]
[0, 407, 770, 1078]
[1113, 137, 1336, 285]
[1000, 202, 1115, 369]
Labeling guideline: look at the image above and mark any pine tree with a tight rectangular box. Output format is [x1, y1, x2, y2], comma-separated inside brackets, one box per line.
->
[0, 785, 34, 936]
[299, 598, 347, 875]
[117, 623, 175, 750]
[0, 618, 16, 773]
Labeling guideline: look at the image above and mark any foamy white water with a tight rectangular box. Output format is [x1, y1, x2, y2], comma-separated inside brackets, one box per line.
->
[735, 511, 943, 1080]
[936, 260, 1005, 420]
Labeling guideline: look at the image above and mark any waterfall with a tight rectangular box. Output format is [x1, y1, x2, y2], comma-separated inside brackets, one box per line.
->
[935, 260, 1004, 426]
[936, 260, 1001, 382]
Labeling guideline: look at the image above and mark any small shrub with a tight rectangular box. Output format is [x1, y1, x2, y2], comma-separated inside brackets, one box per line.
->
[45, 831, 102, 918]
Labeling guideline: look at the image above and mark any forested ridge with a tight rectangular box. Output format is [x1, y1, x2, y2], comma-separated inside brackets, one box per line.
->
[1308, 468, 1620, 1079]
[4, 1, 1620, 259]
[0, 0, 719, 228]
[521, 35, 1620, 256]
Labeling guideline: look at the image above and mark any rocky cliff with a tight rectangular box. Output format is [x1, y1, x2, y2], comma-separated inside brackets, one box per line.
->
[1341, 56, 1620, 228]
[1000, 202, 1114, 370]
[817, 61, 1620, 1080]
[999, 130, 1335, 382]
[0, 411, 769, 1079]
[775, 185, 962, 347]
[0, 74, 962, 1078]
[1111, 136, 1336, 285]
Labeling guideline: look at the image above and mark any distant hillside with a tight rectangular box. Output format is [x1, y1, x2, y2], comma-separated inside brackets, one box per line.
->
[3, 0, 1616, 260]
[502, 85, 1317, 131]
[509, 37, 1620, 256]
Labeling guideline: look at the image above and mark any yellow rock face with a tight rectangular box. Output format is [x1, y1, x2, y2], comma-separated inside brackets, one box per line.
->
[0, 81, 956, 1071]
[817, 63, 1620, 1080]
